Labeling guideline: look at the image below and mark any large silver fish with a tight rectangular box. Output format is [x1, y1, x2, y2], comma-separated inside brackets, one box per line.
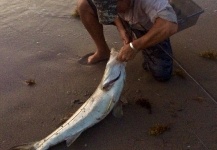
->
[10, 48, 126, 150]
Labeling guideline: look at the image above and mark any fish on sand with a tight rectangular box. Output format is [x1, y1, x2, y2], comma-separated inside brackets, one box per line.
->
[10, 48, 126, 150]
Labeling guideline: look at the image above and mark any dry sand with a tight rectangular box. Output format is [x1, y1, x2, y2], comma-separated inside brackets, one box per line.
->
[0, 0, 217, 150]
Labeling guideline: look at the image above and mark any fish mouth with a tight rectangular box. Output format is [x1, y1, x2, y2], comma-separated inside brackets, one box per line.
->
[102, 71, 121, 91]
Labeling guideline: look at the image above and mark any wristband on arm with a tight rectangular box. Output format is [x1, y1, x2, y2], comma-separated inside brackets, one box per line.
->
[130, 42, 139, 52]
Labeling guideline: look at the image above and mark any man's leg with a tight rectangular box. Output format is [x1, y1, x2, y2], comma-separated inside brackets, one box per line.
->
[132, 29, 173, 81]
[142, 39, 173, 82]
[77, 0, 110, 64]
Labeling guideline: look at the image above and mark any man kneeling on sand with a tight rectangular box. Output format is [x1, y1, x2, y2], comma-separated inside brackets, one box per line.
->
[77, 0, 178, 81]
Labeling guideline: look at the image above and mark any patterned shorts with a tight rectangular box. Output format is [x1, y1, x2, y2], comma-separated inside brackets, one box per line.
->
[88, 0, 116, 24]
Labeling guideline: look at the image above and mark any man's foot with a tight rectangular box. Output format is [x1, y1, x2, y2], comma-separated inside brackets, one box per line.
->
[78, 52, 109, 65]
[87, 52, 109, 64]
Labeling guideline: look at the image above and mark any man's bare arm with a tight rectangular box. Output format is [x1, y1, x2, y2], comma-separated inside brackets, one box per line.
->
[114, 16, 130, 45]
[132, 17, 178, 50]
[117, 17, 178, 62]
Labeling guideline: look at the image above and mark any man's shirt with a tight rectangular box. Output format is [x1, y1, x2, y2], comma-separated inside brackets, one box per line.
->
[118, 0, 177, 30]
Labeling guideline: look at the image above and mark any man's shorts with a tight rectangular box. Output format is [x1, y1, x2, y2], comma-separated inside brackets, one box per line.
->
[87, 0, 116, 24]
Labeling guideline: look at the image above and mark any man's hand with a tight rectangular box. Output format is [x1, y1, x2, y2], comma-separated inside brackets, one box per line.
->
[117, 43, 138, 62]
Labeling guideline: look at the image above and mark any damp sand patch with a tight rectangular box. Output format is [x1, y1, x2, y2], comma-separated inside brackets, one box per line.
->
[136, 98, 152, 114]
[25, 79, 36, 86]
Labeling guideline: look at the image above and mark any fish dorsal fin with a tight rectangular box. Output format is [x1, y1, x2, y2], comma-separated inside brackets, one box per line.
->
[66, 132, 82, 147]
[110, 48, 118, 58]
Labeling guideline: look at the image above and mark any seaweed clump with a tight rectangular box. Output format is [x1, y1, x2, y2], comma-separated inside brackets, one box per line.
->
[149, 124, 170, 136]
[72, 7, 80, 18]
[192, 96, 204, 103]
[199, 51, 217, 60]
[173, 68, 186, 79]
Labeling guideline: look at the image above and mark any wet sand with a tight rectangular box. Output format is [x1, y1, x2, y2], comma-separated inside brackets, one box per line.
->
[0, 0, 217, 149]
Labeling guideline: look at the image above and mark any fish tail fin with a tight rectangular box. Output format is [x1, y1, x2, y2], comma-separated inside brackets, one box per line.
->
[9, 142, 36, 150]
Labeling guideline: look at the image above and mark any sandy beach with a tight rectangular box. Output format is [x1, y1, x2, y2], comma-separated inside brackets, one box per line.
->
[0, 0, 217, 149]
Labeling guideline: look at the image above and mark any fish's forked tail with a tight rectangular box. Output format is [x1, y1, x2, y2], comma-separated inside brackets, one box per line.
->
[9, 142, 36, 150]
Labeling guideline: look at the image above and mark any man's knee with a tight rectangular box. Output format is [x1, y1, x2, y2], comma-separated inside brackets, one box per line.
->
[151, 64, 173, 82]
[150, 53, 173, 81]
[77, 0, 93, 15]
[77, 0, 87, 13]
[143, 48, 173, 82]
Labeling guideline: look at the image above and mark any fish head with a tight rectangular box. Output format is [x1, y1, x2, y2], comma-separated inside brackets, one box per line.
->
[101, 48, 126, 91]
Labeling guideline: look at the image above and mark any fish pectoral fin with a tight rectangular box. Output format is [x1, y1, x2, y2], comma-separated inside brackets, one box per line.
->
[112, 101, 123, 118]
[66, 132, 82, 147]
[102, 71, 121, 91]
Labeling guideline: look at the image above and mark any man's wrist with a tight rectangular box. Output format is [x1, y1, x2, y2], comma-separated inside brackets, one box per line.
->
[129, 42, 139, 52]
